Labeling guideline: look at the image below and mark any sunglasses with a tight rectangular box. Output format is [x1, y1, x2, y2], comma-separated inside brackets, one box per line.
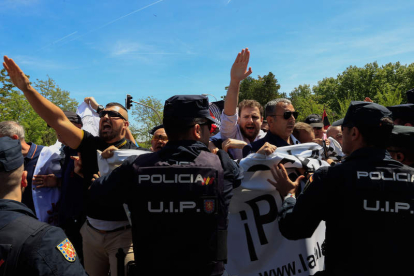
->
[269, 111, 299, 120]
[99, 110, 127, 121]
[152, 134, 168, 142]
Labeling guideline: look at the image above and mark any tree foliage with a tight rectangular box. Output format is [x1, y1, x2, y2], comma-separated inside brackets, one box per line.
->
[230, 72, 286, 109]
[0, 69, 78, 145]
[129, 96, 164, 148]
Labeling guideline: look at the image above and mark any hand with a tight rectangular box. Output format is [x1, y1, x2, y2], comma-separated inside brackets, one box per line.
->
[33, 174, 59, 189]
[101, 145, 118, 159]
[208, 141, 219, 154]
[364, 97, 373, 103]
[267, 163, 305, 197]
[325, 139, 330, 147]
[222, 138, 247, 152]
[84, 97, 99, 110]
[70, 152, 84, 178]
[313, 138, 324, 146]
[257, 142, 277, 156]
[92, 172, 101, 182]
[3, 56, 32, 92]
[230, 48, 253, 83]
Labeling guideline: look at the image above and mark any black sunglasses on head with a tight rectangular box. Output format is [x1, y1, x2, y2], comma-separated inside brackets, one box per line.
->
[269, 111, 299, 120]
[99, 110, 127, 120]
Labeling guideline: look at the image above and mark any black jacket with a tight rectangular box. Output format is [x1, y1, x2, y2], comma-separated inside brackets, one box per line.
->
[278, 147, 414, 275]
[0, 199, 87, 276]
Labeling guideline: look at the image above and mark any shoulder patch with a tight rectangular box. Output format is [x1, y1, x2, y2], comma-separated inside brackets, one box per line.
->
[57, 238, 76, 262]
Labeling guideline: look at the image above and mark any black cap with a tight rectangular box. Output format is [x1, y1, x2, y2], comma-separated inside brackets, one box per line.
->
[305, 114, 323, 128]
[149, 125, 164, 135]
[332, 118, 344, 126]
[163, 95, 219, 126]
[343, 101, 392, 128]
[407, 88, 414, 104]
[386, 104, 414, 121]
[390, 125, 414, 151]
[0, 137, 24, 172]
[64, 111, 82, 126]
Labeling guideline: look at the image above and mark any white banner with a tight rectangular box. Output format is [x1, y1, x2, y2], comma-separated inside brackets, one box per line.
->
[226, 143, 327, 276]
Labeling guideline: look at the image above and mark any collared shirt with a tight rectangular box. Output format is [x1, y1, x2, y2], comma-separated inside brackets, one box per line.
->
[23, 142, 44, 215]
[220, 112, 266, 160]
[242, 131, 299, 158]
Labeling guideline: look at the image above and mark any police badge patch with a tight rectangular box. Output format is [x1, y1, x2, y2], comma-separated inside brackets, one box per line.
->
[57, 238, 76, 262]
[204, 199, 215, 214]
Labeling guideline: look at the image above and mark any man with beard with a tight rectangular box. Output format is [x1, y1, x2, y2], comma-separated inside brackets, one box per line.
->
[3, 56, 136, 276]
[243, 98, 299, 157]
[219, 48, 265, 159]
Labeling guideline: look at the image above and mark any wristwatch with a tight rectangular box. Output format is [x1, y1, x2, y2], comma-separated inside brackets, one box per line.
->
[96, 105, 104, 113]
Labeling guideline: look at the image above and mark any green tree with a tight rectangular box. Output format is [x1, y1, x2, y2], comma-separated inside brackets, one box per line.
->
[0, 70, 78, 145]
[129, 96, 163, 149]
[231, 72, 285, 108]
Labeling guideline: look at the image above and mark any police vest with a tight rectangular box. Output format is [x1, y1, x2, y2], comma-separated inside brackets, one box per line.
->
[0, 211, 50, 276]
[128, 150, 227, 276]
[324, 158, 414, 275]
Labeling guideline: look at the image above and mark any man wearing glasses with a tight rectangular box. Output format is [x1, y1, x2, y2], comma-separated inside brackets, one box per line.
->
[242, 98, 299, 157]
[3, 56, 136, 276]
[148, 125, 168, 152]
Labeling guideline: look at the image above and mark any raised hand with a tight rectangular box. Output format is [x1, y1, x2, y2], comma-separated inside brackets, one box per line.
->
[230, 48, 253, 83]
[3, 56, 32, 92]
[257, 142, 277, 156]
[84, 97, 99, 110]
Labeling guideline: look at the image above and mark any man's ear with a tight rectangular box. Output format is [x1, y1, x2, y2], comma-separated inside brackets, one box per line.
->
[193, 124, 202, 140]
[11, 134, 19, 140]
[21, 171, 28, 188]
[124, 121, 130, 127]
[351, 126, 360, 141]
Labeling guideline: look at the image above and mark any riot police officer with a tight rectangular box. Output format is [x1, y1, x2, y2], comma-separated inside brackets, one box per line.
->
[268, 101, 414, 275]
[0, 137, 87, 276]
[89, 95, 243, 276]
[388, 125, 414, 167]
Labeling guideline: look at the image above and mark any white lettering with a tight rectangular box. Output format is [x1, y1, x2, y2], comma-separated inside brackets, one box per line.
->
[396, 173, 408, 182]
[148, 202, 163, 212]
[395, 202, 410, 212]
[370, 172, 381, 180]
[138, 175, 150, 183]
[194, 174, 204, 183]
[179, 201, 196, 212]
[363, 200, 380, 211]
[357, 171, 369, 179]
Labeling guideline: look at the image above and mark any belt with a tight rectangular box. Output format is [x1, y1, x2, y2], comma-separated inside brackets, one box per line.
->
[87, 220, 131, 234]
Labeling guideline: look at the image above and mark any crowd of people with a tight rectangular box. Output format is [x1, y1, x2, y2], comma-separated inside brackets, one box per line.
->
[1, 48, 414, 276]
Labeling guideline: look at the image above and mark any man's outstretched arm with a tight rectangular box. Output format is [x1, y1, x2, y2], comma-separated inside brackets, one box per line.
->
[223, 48, 252, 116]
[3, 56, 83, 149]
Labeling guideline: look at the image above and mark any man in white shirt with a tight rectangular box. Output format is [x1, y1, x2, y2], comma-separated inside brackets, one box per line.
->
[219, 48, 266, 159]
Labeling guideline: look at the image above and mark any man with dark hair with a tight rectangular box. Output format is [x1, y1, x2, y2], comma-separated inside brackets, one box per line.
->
[149, 125, 168, 152]
[268, 101, 414, 275]
[388, 125, 414, 167]
[0, 137, 87, 275]
[89, 95, 243, 276]
[243, 98, 299, 157]
[3, 56, 137, 276]
[219, 48, 265, 159]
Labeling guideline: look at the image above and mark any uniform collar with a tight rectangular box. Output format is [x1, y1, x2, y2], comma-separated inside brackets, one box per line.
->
[344, 147, 391, 162]
[0, 199, 37, 218]
[109, 138, 128, 149]
[25, 142, 38, 160]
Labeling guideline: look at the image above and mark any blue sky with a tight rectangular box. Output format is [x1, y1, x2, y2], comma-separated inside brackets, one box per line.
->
[1, 0, 414, 113]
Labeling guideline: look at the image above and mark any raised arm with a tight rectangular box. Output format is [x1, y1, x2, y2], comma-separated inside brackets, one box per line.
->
[223, 48, 253, 116]
[3, 56, 83, 149]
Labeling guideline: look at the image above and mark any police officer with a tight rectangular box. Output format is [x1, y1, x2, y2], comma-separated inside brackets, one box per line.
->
[268, 101, 414, 275]
[388, 125, 414, 167]
[0, 137, 87, 276]
[89, 95, 243, 276]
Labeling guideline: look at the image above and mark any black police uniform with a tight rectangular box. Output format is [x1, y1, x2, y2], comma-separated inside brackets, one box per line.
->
[89, 94, 243, 276]
[90, 141, 242, 276]
[0, 199, 88, 276]
[278, 101, 414, 275]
